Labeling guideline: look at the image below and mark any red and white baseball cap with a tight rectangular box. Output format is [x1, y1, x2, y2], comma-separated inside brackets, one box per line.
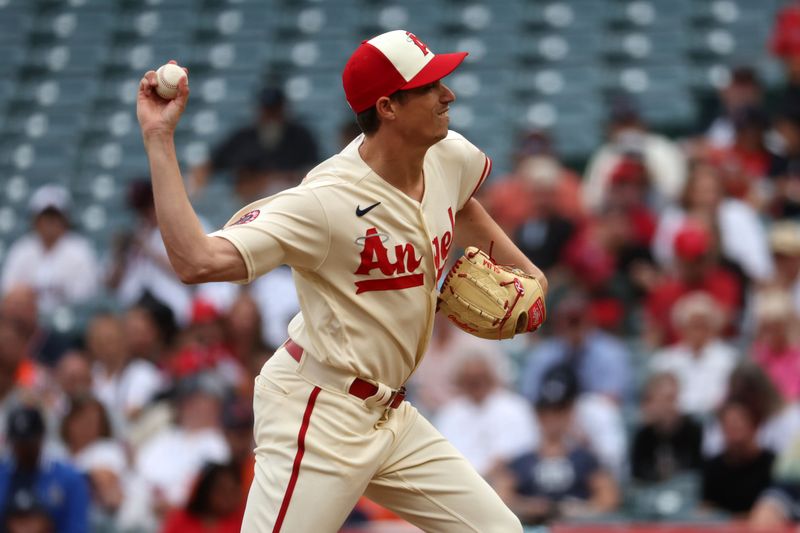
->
[342, 30, 468, 114]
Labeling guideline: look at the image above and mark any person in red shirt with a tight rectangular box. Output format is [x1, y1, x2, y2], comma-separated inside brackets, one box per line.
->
[771, 0, 800, 84]
[161, 463, 244, 533]
[481, 131, 584, 237]
[645, 221, 741, 346]
[710, 107, 775, 202]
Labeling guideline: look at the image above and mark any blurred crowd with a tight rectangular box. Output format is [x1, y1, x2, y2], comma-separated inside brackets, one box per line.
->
[5, 6, 800, 533]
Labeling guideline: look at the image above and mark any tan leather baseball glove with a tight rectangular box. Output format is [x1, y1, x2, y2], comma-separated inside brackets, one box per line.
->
[438, 247, 546, 340]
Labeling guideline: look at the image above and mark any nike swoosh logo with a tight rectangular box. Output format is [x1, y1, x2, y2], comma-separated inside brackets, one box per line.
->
[356, 202, 381, 217]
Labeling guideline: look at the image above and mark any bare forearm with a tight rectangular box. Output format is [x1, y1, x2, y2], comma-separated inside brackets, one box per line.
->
[143, 132, 210, 281]
[455, 198, 548, 293]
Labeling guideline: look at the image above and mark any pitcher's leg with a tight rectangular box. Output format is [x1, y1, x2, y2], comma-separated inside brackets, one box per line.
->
[241, 364, 370, 532]
[365, 406, 522, 533]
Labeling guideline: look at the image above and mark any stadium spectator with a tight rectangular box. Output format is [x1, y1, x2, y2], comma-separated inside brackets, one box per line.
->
[0, 319, 48, 434]
[769, 107, 800, 218]
[47, 350, 92, 422]
[248, 266, 301, 351]
[220, 397, 255, 504]
[704, 67, 764, 149]
[751, 290, 800, 401]
[0, 285, 72, 367]
[749, 428, 800, 530]
[411, 314, 496, 417]
[749, 481, 800, 531]
[59, 396, 129, 530]
[701, 399, 774, 515]
[481, 132, 582, 253]
[108, 181, 193, 325]
[649, 292, 738, 416]
[0, 185, 99, 316]
[561, 160, 660, 331]
[705, 363, 800, 458]
[160, 462, 244, 533]
[645, 221, 742, 345]
[602, 154, 658, 246]
[434, 348, 537, 476]
[711, 106, 775, 203]
[583, 95, 686, 212]
[500, 154, 578, 272]
[770, 0, 800, 89]
[188, 86, 319, 202]
[630, 372, 703, 483]
[87, 313, 164, 431]
[765, 221, 800, 315]
[223, 293, 272, 395]
[3, 487, 55, 533]
[124, 293, 178, 367]
[651, 161, 773, 283]
[0, 406, 90, 533]
[490, 366, 619, 525]
[520, 292, 631, 402]
[135, 373, 230, 511]
[166, 299, 244, 389]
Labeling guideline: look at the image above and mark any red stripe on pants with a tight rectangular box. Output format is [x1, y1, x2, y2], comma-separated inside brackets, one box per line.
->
[272, 386, 321, 533]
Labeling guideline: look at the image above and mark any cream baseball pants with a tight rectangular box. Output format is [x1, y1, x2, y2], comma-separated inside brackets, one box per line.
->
[240, 344, 522, 533]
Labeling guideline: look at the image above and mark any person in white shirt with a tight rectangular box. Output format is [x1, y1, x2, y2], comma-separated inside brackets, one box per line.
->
[1, 184, 99, 316]
[107, 180, 194, 325]
[583, 98, 686, 212]
[650, 292, 739, 416]
[135, 373, 230, 509]
[767, 221, 800, 316]
[434, 347, 538, 477]
[651, 160, 774, 282]
[87, 313, 164, 432]
[412, 313, 499, 418]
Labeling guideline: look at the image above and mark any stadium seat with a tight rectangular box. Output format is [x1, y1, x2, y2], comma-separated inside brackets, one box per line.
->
[0, 9, 33, 45]
[107, 42, 192, 73]
[0, 44, 28, 77]
[113, 7, 197, 45]
[12, 75, 99, 109]
[195, 7, 270, 42]
[3, 108, 87, 141]
[23, 43, 107, 75]
[30, 9, 116, 44]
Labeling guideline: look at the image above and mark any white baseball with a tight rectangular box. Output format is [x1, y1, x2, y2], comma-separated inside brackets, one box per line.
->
[156, 63, 187, 100]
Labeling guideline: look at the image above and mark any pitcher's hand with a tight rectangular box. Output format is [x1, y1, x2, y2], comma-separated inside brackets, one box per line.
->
[137, 60, 189, 139]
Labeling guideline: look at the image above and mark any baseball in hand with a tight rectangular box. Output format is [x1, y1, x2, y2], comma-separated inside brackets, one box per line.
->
[155, 63, 187, 100]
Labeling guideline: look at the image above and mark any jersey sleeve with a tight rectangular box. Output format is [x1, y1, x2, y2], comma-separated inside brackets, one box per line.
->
[208, 187, 330, 283]
[442, 132, 492, 210]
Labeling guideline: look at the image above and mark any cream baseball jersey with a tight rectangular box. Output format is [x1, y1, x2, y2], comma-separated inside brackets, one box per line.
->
[210, 130, 491, 388]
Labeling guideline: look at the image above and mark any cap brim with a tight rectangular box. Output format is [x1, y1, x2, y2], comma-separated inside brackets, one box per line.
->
[401, 52, 468, 90]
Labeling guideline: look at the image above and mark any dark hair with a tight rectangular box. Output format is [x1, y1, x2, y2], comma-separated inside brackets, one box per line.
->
[60, 395, 113, 444]
[133, 292, 178, 346]
[355, 90, 410, 136]
[730, 66, 759, 88]
[186, 462, 241, 516]
[718, 396, 763, 428]
[726, 362, 784, 422]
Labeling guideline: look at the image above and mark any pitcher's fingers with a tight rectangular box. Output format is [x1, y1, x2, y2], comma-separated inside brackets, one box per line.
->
[145, 71, 158, 87]
[140, 76, 152, 96]
[177, 76, 190, 97]
[173, 76, 190, 106]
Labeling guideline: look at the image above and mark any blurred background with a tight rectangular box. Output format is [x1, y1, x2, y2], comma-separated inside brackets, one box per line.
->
[2, 0, 800, 532]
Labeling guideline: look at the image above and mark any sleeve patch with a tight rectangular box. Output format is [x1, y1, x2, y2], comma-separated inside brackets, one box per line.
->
[231, 209, 260, 226]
